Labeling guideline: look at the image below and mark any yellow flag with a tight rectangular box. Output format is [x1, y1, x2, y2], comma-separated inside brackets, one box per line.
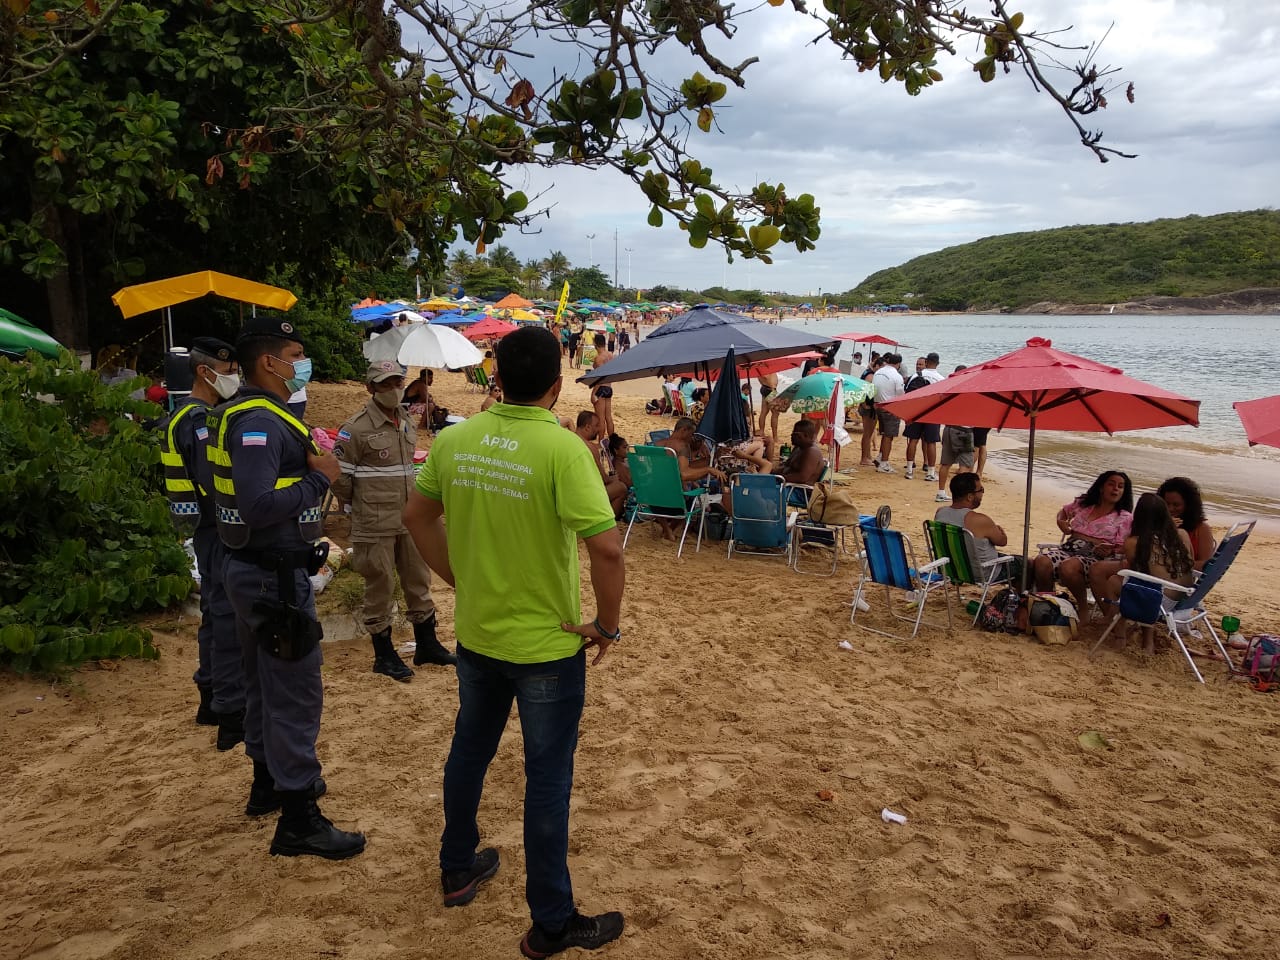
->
[554, 280, 571, 324]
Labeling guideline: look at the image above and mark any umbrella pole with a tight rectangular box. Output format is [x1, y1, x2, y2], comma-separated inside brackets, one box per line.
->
[1020, 417, 1036, 592]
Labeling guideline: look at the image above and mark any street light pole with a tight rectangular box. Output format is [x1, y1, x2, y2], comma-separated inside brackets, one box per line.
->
[613, 229, 619, 291]
[586, 233, 596, 267]
[624, 247, 634, 289]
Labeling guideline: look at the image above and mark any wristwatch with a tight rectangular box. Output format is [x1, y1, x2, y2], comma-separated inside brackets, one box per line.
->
[592, 618, 621, 642]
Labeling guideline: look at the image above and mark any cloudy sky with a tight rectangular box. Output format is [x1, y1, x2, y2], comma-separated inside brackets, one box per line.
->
[405, 1, 1279, 295]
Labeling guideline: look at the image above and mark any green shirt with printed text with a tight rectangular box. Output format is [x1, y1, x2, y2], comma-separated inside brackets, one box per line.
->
[416, 402, 616, 663]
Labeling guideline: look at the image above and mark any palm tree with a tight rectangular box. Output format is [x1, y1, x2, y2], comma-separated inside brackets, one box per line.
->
[519, 260, 544, 295]
[487, 244, 521, 275]
[447, 250, 473, 282]
[541, 250, 570, 287]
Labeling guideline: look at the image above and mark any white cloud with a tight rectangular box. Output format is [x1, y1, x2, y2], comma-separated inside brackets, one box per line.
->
[405, 1, 1280, 294]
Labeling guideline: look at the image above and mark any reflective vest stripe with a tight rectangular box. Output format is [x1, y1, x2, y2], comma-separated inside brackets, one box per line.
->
[210, 397, 322, 550]
[341, 463, 418, 477]
[162, 401, 205, 525]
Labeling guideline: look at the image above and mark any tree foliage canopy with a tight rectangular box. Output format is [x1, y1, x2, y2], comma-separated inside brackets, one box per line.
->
[0, 0, 1132, 350]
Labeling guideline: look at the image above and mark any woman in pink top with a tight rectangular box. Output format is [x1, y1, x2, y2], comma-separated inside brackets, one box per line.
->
[1032, 470, 1133, 618]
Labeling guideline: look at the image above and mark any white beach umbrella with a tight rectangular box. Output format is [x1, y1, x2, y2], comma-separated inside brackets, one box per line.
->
[396, 323, 483, 369]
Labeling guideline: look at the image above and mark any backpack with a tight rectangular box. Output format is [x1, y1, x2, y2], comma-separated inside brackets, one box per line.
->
[978, 586, 1023, 633]
[904, 373, 932, 393]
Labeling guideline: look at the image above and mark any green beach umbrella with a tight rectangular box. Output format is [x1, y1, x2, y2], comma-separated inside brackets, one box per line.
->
[0, 308, 63, 359]
[773, 370, 873, 414]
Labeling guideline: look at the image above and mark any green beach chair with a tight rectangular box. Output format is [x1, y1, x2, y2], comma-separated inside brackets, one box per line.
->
[922, 520, 1019, 625]
[624, 444, 706, 558]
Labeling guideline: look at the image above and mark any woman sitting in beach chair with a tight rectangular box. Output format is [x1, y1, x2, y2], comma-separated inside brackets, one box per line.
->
[1033, 470, 1133, 619]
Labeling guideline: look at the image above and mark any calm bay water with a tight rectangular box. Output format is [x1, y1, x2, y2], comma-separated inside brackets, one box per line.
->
[783, 313, 1280, 522]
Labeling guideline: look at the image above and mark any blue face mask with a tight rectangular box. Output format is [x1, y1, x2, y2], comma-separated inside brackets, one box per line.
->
[273, 355, 312, 394]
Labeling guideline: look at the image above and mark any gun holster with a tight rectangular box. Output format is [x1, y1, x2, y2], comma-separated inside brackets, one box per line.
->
[247, 545, 328, 661]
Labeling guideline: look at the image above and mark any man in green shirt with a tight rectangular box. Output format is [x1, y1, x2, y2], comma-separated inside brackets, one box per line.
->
[403, 326, 626, 958]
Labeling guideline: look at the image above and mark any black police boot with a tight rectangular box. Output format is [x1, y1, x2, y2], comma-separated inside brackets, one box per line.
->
[412, 615, 457, 667]
[245, 760, 281, 817]
[269, 792, 366, 860]
[371, 628, 414, 682]
[215, 708, 245, 752]
[195, 685, 217, 726]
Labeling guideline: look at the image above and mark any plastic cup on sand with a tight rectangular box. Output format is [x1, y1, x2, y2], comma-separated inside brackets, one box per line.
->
[881, 808, 907, 825]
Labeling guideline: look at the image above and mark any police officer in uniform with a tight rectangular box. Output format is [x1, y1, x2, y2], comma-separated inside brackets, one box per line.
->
[332, 360, 456, 681]
[160, 337, 245, 747]
[210, 316, 364, 859]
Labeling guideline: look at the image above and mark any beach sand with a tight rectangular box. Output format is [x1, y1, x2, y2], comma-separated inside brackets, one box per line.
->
[4, 365, 1280, 960]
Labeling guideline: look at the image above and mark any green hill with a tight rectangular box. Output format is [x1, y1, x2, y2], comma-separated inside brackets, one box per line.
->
[845, 209, 1280, 311]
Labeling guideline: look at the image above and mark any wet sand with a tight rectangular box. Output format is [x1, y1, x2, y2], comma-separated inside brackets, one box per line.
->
[4, 366, 1280, 960]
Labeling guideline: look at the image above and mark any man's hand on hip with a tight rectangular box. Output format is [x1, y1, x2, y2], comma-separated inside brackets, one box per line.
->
[562, 621, 616, 665]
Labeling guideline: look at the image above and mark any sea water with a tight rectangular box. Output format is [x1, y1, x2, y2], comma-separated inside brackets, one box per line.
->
[785, 313, 1280, 522]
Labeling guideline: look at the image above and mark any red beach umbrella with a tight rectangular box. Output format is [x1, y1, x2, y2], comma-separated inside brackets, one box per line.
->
[833, 333, 903, 346]
[462, 317, 518, 341]
[878, 337, 1201, 585]
[1233, 395, 1280, 448]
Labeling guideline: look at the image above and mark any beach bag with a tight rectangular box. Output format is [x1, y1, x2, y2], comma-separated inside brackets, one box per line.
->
[1023, 592, 1079, 645]
[703, 508, 731, 542]
[808, 482, 860, 525]
[1242, 635, 1280, 683]
[978, 586, 1023, 633]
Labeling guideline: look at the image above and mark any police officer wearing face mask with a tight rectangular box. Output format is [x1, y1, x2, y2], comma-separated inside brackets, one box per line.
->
[332, 361, 456, 682]
[160, 337, 245, 746]
[209, 315, 364, 860]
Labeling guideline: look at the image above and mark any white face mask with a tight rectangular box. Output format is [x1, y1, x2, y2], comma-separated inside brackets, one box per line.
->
[374, 385, 405, 408]
[205, 369, 240, 400]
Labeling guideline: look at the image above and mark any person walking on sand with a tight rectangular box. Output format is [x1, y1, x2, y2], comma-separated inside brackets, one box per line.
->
[403, 326, 626, 957]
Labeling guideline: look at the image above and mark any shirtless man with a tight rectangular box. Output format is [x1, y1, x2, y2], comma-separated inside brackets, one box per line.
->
[651, 418, 727, 540]
[574, 411, 628, 518]
[723, 419, 824, 515]
[590, 334, 615, 439]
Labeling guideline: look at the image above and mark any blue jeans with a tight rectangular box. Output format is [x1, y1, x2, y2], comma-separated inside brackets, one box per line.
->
[441, 644, 586, 930]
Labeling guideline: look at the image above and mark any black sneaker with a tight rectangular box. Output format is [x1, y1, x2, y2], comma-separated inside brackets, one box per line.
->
[520, 911, 625, 958]
[441, 847, 500, 907]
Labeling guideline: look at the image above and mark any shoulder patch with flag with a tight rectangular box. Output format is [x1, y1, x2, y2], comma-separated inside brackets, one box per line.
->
[337, 428, 352, 441]
[195, 426, 209, 440]
[241, 432, 268, 447]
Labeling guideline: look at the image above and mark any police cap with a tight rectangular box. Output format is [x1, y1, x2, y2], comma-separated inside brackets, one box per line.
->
[190, 336, 236, 363]
[366, 359, 407, 383]
[237, 314, 304, 346]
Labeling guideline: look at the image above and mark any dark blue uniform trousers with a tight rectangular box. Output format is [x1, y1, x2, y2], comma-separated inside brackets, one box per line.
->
[192, 527, 245, 714]
[223, 555, 324, 791]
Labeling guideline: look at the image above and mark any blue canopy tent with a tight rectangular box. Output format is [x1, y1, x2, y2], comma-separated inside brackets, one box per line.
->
[430, 310, 477, 325]
[351, 304, 404, 323]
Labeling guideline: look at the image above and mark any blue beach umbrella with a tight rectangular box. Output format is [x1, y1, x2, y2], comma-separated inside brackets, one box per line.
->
[579, 305, 836, 386]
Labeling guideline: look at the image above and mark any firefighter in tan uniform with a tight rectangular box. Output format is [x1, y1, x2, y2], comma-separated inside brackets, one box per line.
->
[332, 360, 456, 681]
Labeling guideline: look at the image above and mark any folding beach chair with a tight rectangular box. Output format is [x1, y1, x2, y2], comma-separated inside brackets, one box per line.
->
[624, 444, 706, 558]
[726, 473, 790, 562]
[473, 366, 490, 390]
[647, 429, 672, 444]
[1090, 521, 1254, 683]
[923, 520, 1018, 625]
[851, 521, 952, 639]
[462, 366, 478, 391]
